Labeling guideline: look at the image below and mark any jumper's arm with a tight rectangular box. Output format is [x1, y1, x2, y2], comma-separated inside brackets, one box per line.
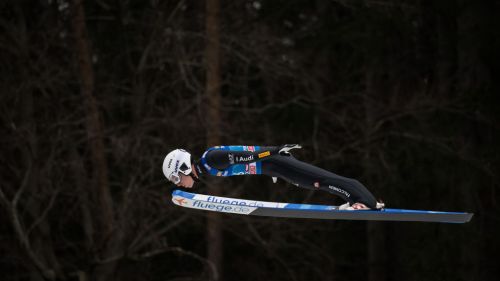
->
[206, 144, 301, 170]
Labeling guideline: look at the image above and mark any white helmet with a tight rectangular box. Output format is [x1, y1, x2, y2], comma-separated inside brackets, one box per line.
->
[162, 149, 192, 184]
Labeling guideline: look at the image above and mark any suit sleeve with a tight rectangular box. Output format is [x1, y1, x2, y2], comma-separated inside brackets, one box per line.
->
[206, 146, 281, 170]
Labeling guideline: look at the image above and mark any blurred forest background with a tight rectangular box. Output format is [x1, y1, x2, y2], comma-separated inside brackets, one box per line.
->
[1, 0, 499, 281]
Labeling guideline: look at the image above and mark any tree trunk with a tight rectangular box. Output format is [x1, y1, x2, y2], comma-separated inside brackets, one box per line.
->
[456, 1, 493, 279]
[364, 70, 387, 281]
[22, 78, 62, 281]
[205, 0, 223, 280]
[435, 0, 457, 97]
[71, 1, 117, 280]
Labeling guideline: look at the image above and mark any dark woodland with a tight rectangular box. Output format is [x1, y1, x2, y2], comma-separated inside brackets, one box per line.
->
[1, 0, 499, 280]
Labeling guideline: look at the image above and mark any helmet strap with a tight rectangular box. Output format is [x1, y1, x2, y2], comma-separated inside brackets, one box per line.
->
[190, 172, 200, 182]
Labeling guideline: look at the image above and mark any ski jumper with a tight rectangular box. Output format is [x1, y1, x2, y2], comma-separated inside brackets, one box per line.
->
[193, 145, 378, 208]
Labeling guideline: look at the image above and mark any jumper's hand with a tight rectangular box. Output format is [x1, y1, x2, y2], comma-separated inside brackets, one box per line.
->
[351, 203, 369, 210]
[279, 144, 302, 156]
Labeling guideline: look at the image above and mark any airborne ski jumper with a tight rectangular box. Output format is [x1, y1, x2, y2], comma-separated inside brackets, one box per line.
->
[163, 145, 473, 223]
[162, 144, 384, 210]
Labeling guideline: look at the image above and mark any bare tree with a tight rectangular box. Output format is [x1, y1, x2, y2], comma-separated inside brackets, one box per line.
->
[205, 0, 223, 280]
[70, 1, 120, 280]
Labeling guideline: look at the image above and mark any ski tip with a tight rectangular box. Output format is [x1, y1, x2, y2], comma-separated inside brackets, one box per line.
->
[463, 212, 474, 223]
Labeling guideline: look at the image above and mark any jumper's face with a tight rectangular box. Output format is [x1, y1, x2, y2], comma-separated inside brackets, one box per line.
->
[176, 173, 194, 188]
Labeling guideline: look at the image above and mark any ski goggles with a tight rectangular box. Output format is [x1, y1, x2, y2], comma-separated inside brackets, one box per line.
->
[169, 173, 182, 184]
[169, 163, 191, 184]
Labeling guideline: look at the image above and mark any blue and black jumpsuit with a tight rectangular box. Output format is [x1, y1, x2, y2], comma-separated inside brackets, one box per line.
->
[193, 145, 378, 208]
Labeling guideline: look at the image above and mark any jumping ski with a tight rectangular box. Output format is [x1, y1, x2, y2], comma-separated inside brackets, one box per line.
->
[171, 190, 473, 223]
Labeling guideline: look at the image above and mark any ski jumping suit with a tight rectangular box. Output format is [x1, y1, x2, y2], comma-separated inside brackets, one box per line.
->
[193, 145, 377, 208]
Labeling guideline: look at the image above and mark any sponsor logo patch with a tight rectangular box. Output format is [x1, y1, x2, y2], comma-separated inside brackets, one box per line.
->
[207, 196, 264, 207]
[314, 182, 320, 188]
[228, 153, 235, 164]
[192, 200, 253, 214]
[258, 151, 271, 158]
[174, 198, 187, 205]
[237, 155, 254, 162]
[174, 160, 180, 172]
[328, 185, 351, 198]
